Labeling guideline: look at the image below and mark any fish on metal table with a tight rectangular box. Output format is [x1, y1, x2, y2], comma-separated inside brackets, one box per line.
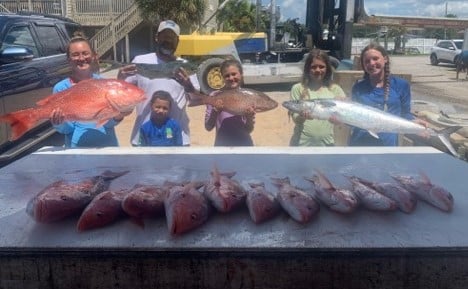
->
[77, 188, 130, 231]
[188, 88, 278, 116]
[204, 166, 247, 213]
[245, 182, 281, 224]
[352, 176, 417, 214]
[0, 79, 146, 141]
[121, 184, 167, 228]
[346, 176, 398, 211]
[282, 99, 461, 156]
[304, 170, 358, 214]
[391, 172, 454, 212]
[27, 170, 129, 223]
[164, 182, 210, 235]
[270, 177, 320, 224]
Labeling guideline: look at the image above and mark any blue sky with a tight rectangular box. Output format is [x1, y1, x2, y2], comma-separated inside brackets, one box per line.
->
[273, 0, 468, 23]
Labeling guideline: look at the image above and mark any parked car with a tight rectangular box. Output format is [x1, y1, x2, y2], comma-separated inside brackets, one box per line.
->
[429, 39, 463, 65]
[0, 12, 81, 167]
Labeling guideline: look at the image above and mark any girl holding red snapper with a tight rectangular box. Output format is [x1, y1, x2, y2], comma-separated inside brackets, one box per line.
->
[204, 59, 256, 146]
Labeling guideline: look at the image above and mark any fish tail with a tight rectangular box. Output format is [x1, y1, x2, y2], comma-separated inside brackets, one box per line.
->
[0, 109, 38, 141]
[100, 170, 130, 180]
[187, 95, 205, 107]
[187, 92, 206, 106]
[435, 126, 462, 157]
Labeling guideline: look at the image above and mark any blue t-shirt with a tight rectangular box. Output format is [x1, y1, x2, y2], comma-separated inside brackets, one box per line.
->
[349, 75, 413, 146]
[52, 75, 120, 148]
[139, 117, 183, 146]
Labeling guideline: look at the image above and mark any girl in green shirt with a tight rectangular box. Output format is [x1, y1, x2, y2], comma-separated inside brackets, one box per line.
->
[289, 49, 346, 146]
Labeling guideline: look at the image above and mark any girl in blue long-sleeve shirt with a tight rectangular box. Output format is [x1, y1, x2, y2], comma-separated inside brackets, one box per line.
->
[349, 43, 416, 146]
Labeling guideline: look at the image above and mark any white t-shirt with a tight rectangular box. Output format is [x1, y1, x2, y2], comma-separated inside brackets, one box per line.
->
[126, 53, 200, 146]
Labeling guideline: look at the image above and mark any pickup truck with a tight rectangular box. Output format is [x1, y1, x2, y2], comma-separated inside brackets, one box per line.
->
[0, 12, 81, 167]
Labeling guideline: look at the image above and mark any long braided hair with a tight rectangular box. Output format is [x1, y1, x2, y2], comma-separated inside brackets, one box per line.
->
[300, 49, 333, 100]
[360, 43, 391, 108]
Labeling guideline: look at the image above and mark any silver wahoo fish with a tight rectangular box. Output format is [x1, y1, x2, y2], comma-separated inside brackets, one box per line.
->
[100, 60, 198, 79]
[282, 99, 461, 156]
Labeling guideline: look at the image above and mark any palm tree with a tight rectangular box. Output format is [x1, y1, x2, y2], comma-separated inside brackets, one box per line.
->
[217, 0, 258, 32]
[134, 0, 206, 32]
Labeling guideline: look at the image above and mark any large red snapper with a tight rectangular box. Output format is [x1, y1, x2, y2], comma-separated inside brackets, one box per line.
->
[77, 189, 130, 231]
[204, 166, 247, 213]
[346, 176, 398, 211]
[305, 170, 358, 214]
[26, 170, 129, 223]
[0, 79, 146, 141]
[188, 87, 278, 115]
[164, 182, 209, 235]
[121, 185, 166, 228]
[352, 176, 417, 214]
[270, 177, 320, 224]
[391, 172, 454, 212]
[245, 182, 281, 224]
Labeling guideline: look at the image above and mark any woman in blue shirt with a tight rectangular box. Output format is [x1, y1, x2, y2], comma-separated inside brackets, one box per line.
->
[50, 33, 129, 147]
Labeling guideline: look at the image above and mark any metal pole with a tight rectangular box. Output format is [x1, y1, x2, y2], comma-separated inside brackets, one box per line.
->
[270, 0, 276, 50]
[340, 0, 355, 59]
[444, 1, 447, 39]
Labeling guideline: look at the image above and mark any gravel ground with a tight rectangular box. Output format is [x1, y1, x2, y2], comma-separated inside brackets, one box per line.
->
[389, 55, 468, 114]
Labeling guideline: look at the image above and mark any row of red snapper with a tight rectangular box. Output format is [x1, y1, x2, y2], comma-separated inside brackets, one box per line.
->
[26, 167, 454, 235]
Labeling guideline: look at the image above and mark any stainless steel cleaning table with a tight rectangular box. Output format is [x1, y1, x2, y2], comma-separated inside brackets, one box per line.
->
[0, 146, 467, 289]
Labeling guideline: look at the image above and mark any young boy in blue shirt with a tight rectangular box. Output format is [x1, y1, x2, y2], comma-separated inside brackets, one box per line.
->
[139, 90, 183, 146]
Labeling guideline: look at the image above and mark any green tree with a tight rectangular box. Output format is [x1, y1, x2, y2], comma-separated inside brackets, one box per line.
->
[423, 13, 458, 39]
[134, 0, 205, 32]
[217, 0, 258, 32]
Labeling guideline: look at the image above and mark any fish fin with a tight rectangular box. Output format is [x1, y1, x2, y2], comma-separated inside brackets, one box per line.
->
[0, 109, 38, 141]
[351, 176, 374, 188]
[270, 177, 290, 187]
[188, 181, 205, 190]
[317, 99, 337, 107]
[435, 126, 462, 157]
[368, 130, 379, 139]
[418, 171, 432, 185]
[220, 171, 237, 178]
[314, 169, 335, 190]
[36, 92, 64, 106]
[211, 164, 221, 187]
[248, 181, 264, 188]
[95, 118, 109, 127]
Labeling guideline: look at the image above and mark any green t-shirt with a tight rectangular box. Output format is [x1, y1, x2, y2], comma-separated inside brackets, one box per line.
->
[289, 83, 346, 146]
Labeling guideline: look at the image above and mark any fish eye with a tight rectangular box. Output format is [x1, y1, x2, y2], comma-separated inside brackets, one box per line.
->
[190, 213, 198, 220]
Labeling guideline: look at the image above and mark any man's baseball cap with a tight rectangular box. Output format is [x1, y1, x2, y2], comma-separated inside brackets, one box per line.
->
[157, 20, 180, 36]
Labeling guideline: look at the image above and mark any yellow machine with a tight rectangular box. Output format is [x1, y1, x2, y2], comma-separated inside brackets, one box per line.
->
[176, 30, 309, 94]
[176, 31, 282, 93]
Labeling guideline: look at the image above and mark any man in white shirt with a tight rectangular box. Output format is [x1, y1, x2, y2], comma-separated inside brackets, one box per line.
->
[118, 20, 200, 146]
